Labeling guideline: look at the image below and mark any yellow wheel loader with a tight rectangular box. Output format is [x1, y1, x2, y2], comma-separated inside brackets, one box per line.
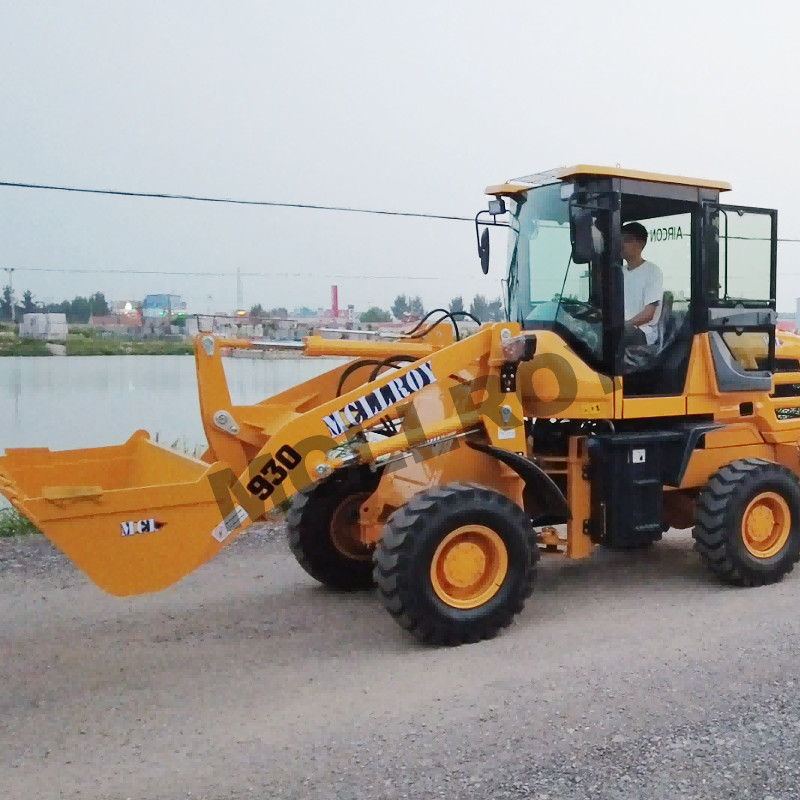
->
[3, 164, 800, 645]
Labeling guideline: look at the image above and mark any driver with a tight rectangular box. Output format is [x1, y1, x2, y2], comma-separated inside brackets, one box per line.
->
[621, 222, 663, 346]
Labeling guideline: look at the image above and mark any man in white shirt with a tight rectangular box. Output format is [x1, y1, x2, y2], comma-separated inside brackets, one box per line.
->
[621, 222, 663, 346]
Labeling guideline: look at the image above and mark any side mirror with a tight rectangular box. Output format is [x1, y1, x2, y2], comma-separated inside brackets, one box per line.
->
[570, 208, 597, 264]
[479, 228, 490, 274]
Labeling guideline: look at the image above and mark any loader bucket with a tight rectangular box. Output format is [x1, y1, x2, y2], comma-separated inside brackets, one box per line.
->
[0, 430, 246, 596]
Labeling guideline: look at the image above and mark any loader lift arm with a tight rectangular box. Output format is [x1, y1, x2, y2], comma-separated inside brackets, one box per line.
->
[0, 323, 539, 596]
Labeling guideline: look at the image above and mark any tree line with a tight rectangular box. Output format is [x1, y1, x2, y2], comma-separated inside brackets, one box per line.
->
[1, 286, 505, 326]
[247, 294, 504, 325]
[359, 294, 505, 324]
[0, 286, 111, 323]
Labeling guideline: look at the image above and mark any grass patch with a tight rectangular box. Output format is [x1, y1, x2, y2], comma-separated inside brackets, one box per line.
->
[65, 335, 121, 355]
[0, 332, 194, 356]
[125, 339, 194, 356]
[66, 336, 193, 356]
[0, 508, 41, 537]
[0, 337, 50, 356]
[68, 326, 99, 339]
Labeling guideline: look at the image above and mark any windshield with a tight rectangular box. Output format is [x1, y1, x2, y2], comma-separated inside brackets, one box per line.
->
[507, 182, 603, 359]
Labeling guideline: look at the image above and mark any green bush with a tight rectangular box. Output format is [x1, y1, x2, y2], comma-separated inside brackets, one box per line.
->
[69, 326, 98, 339]
[0, 508, 41, 537]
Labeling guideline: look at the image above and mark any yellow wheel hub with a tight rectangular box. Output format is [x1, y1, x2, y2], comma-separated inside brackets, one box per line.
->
[330, 494, 372, 561]
[430, 525, 508, 609]
[742, 492, 791, 559]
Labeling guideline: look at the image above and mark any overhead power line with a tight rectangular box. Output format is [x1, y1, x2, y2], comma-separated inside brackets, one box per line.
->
[4, 178, 800, 242]
[0, 180, 472, 223]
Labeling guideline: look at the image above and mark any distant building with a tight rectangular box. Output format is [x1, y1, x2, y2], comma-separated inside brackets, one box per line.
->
[111, 299, 141, 317]
[20, 313, 68, 341]
[184, 315, 264, 339]
[91, 314, 143, 333]
[142, 294, 186, 319]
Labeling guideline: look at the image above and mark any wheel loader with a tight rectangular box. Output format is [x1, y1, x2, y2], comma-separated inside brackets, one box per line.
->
[3, 164, 800, 645]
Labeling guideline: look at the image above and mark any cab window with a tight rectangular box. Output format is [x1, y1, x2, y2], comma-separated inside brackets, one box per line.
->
[621, 198, 695, 394]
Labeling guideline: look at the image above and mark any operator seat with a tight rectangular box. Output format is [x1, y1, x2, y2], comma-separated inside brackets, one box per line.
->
[623, 290, 692, 396]
[621, 290, 672, 371]
[656, 290, 675, 348]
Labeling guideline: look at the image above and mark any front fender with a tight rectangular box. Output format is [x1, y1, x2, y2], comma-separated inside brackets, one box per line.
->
[467, 441, 571, 521]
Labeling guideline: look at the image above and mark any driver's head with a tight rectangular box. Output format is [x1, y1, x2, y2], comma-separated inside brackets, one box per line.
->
[621, 222, 648, 264]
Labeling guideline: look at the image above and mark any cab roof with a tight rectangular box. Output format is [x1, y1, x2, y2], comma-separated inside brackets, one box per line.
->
[485, 164, 732, 196]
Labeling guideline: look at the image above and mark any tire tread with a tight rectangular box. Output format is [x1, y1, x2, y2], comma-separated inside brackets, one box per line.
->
[692, 458, 800, 587]
[374, 482, 537, 645]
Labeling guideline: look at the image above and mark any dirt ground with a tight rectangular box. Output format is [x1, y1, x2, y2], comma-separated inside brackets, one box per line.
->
[2, 524, 800, 800]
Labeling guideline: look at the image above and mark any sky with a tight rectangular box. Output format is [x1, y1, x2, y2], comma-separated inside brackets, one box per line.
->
[2, 0, 800, 315]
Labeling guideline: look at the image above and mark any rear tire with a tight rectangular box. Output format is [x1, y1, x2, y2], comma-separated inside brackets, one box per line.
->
[692, 458, 800, 586]
[373, 483, 537, 645]
[287, 467, 379, 591]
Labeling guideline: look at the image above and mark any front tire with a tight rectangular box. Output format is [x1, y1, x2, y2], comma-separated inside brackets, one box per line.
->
[693, 458, 800, 586]
[373, 483, 537, 645]
[287, 467, 379, 590]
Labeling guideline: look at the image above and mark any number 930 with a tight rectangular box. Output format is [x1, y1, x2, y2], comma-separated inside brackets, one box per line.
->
[246, 445, 302, 500]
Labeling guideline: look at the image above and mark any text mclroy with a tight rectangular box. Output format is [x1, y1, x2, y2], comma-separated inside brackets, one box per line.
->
[322, 361, 437, 437]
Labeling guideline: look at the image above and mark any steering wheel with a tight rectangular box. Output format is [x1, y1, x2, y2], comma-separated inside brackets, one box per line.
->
[559, 298, 603, 324]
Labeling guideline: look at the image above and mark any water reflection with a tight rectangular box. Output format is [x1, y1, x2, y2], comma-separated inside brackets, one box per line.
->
[1, 355, 347, 454]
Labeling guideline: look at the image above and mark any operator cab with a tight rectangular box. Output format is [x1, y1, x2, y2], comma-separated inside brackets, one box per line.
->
[477, 165, 778, 397]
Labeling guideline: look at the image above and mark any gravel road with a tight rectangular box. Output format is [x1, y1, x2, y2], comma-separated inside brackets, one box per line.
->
[2, 525, 800, 800]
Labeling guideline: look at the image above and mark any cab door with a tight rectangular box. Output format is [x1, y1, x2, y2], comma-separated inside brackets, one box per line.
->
[700, 203, 777, 392]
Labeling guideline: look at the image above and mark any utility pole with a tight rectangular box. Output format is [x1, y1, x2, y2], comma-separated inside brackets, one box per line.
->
[3, 267, 15, 322]
[236, 267, 243, 312]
